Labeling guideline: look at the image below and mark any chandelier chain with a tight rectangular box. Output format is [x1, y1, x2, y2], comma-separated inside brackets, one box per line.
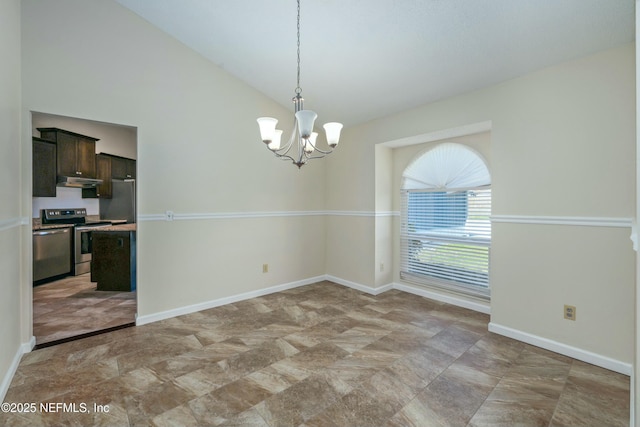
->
[295, 0, 302, 95]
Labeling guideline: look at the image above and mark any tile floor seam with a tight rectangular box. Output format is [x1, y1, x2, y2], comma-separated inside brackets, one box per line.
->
[463, 332, 527, 427]
[463, 369, 507, 426]
[546, 358, 574, 427]
[390, 328, 484, 426]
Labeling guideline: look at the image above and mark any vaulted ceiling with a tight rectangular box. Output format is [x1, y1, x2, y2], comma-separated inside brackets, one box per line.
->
[116, 0, 634, 127]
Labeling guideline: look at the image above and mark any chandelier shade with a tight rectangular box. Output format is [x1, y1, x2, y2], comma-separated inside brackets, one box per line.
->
[256, 0, 342, 169]
[268, 129, 283, 151]
[323, 122, 343, 148]
[257, 117, 278, 144]
[295, 110, 317, 139]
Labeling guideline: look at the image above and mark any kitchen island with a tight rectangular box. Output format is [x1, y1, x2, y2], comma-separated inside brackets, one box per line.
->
[91, 224, 136, 292]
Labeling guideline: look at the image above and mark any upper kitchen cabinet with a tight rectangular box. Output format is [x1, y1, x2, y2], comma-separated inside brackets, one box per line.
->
[38, 128, 99, 178]
[110, 155, 136, 179]
[32, 137, 57, 197]
[95, 154, 112, 198]
[95, 153, 136, 198]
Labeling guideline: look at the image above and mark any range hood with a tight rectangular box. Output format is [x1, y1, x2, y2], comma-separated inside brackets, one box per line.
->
[57, 176, 103, 188]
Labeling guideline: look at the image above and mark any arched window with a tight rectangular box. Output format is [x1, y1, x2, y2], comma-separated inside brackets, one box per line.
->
[400, 143, 491, 299]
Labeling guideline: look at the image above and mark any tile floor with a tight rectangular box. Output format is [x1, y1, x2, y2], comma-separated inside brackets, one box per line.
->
[3, 281, 630, 426]
[33, 274, 137, 346]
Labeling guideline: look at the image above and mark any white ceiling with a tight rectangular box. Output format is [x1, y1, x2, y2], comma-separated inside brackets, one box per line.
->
[116, 0, 634, 127]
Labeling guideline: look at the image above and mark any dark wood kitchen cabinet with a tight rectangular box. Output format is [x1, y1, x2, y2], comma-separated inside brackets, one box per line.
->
[94, 153, 136, 198]
[95, 154, 112, 198]
[32, 137, 57, 197]
[91, 230, 136, 292]
[38, 128, 99, 178]
[110, 155, 136, 179]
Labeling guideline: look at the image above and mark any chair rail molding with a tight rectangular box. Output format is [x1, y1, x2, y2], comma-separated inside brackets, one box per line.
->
[138, 210, 399, 222]
[491, 215, 633, 228]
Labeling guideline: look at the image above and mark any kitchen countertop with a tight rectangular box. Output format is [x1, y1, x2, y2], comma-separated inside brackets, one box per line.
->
[32, 221, 74, 231]
[32, 217, 136, 232]
[94, 223, 136, 232]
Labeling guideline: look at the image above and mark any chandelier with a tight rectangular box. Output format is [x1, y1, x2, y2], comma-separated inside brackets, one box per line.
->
[257, 0, 343, 169]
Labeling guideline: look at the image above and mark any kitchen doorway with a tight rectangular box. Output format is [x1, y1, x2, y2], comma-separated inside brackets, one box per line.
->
[31, 112, 138, 348]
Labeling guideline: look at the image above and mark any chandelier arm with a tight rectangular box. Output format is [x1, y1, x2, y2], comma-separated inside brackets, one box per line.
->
[269, 132, 301, 165]
[303, 151, 336, 161]
[267, 123, 297, 156]
[283, 121, 299, 155]
[273, 153, 298, 163]
[271, 148, 295, 159]
[303, 137, 336, 155]
[307, 144, 335, 155]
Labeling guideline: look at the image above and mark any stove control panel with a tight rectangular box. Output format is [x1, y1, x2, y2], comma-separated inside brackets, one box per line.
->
[41, 208, 87, 224]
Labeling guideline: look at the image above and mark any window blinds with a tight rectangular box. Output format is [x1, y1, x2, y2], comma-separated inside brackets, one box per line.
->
[400, 188, 491, 298]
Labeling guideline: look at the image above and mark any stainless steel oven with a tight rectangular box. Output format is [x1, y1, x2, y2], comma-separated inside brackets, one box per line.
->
[41, 208, 111, 276]
[74, 222, 111, 275]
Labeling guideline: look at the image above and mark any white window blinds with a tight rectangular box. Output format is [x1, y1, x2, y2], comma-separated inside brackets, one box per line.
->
[400, 189, 491, 297]
[400, 143, 491, 299]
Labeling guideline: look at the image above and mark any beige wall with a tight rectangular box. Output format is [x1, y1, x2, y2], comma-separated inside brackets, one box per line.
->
[139, 216, 326, 316]
[21, 0, 327, 323]
[0, 0, 24, 400]
[327, 45, 635, 365]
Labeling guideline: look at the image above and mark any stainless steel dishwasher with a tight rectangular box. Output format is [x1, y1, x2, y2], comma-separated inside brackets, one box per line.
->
[33, 228, 72, 282]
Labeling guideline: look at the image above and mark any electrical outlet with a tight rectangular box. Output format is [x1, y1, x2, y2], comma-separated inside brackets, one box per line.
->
[379, 262, 384, 272]
[564, 305, 576, 321]
[262, 264, 269, 273]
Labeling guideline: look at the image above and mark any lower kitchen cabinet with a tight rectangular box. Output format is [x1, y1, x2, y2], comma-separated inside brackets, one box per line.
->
[91, 230, 136, 291]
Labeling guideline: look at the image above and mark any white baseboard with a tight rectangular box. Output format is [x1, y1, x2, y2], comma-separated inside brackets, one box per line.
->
[21, 336, 35, 354]
[136, 276, 326, 326]
[325, 275, 392, 295]
[0, 348, 22, 402]
[0, 337, 34, 402]
[489, 322, 632, 376]
[393, 282, 491, 314]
